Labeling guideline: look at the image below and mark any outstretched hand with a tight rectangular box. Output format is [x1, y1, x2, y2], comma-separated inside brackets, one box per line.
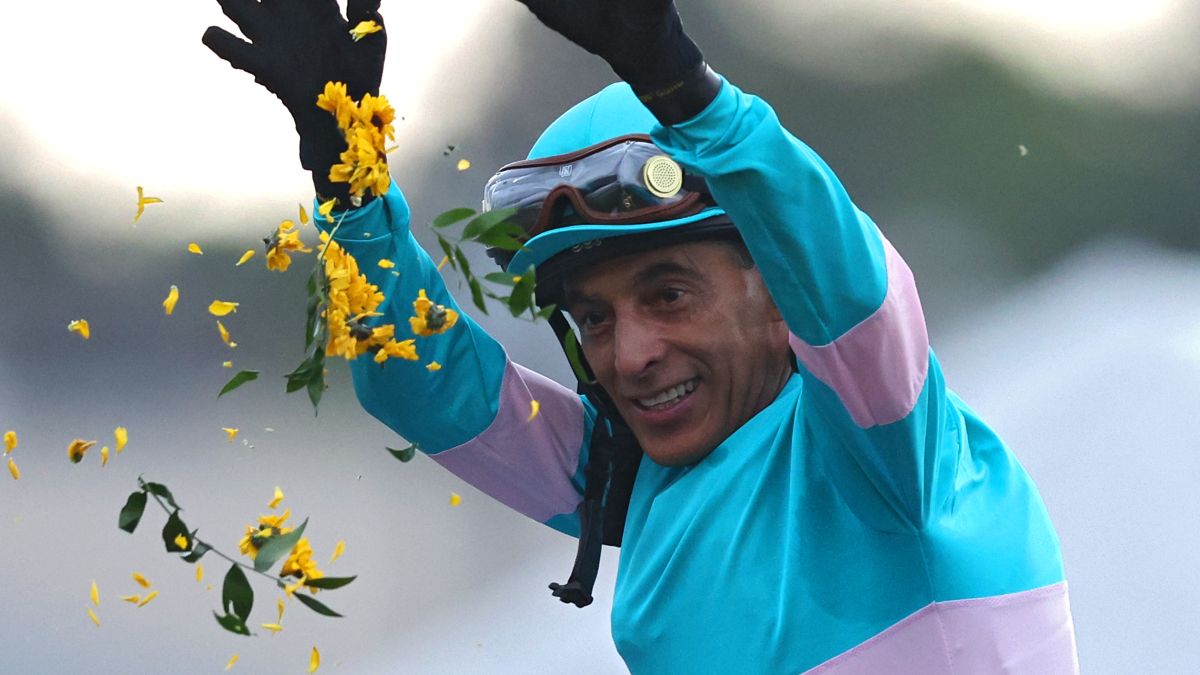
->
[203, 0, 387, 180]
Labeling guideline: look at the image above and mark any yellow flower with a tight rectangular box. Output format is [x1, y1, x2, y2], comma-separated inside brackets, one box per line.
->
[137, 590, 159, 607]
[100, 445, 110, 467]
[187, 242, 204, 255]
[68, 319, 91, 340]
[426, 361, 442, 372]
[196, 564, 205, 583]
[208, 300, 239, 317]
[409, 289, 459, 337]
[217, 320, 235, 347]
[310, 647, 320, 674]
[372, 338, 418, 364]
[4, 430, 16, 454]
[222, 361, 233, 368]
[456, 158, 471, 171]
[86, 607, 101, 627]
[67, 439, 97, 464]
[268, 486, 284, 509]
[280, 537, 325, 587]
[261, 622, 283, 634]
[450, 493, 462, 507]
[115, 426, 128, 453]
[90, 580, 100, 606]
[236, 249, 256, 267]
[349, 20, 383, 41]
[226, 654, 240, 671]
[377, 258, 395, 269]
[223, 427, 239, 443]
[238, 509, 294, 560]
[120, 595, 141, 604]
[528, 399, 540, 422]
[316, 82, 355, 132]
[329, 540, 345, 564]
[163, 285, 179, 315]
[264, 220, 312, 272]
[7, 458, 18, 480]
[317, 198, 337, 223]
[174, 533, 189, 550]
[132, 572, 152, 588]
[134, 186, 163, 224]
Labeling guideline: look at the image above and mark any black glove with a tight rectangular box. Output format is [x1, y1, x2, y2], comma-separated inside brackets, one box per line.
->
[202, 0, 387, 204]
[513, 0, 720, 124]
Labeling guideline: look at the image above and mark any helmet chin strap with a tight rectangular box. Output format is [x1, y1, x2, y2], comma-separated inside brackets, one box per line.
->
[546, 310, 643, 608]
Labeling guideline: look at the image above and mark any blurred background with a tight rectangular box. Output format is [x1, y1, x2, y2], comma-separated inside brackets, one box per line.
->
[1, 1, 1197, 672]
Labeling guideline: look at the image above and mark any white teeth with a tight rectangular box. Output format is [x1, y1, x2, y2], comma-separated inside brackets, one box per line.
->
[637, 379, 697, 408]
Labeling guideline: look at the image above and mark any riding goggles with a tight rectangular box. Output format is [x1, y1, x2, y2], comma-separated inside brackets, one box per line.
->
[482, 134, 718, 243]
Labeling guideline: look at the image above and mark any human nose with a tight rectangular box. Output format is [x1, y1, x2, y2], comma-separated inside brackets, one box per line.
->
[612, 315, 666, 380]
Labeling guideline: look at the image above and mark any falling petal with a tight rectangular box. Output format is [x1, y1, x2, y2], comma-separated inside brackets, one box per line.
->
[349, 19, 383, 41]
[456, 158, 471, 172]
[87, 607, 101, 627]
[217, 321, 233, 347]
[436, 255, 450, 271]
[100, 446, 110, 467]
[268, 486, 284, 509]
[196, 564, 205, 583]
[449, 492, 462, 507]
[223, 428, 239, 443]
[310, 647, 320, 673]
[174, 533, 189, 550]
[377, 258, 396, 269]
[299, 204, 310, 226]
[236, 250, 256, 267]
[90, 581, 100, 606]
[163, 285, 180, 315]
[120, 595, 141, 604]
[114, 426, 128, 453]
[134, 186, 163, 224]
[137, 590, 159, 607]
[222, 361, 233, 368]
[317, 198, 337, 223]
[68, 319, 91, 340]
[329, 540, 346, 564]
[67, 439, 97, 464]
[7, 458, 18, 480]
[277, 598, 286, 623]
[527, 399, 540, 422]
[261, 623, 283, 634]
[208, 300, 240, 317]
[426, 361, 442, 372]
[226, 654, 240, 671]
[132, 573, 151, 588]
[4, 430, 17, 454]
[187, 242, 204, 255]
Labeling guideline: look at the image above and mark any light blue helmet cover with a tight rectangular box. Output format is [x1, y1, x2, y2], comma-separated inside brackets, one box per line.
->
[504, 83, 727, 274]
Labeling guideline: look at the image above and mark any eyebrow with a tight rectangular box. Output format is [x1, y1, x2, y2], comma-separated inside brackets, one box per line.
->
[564, 261, 706, 309]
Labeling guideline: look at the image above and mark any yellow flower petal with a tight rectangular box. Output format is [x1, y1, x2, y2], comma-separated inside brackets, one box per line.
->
[277, 598, 286, 623]
[437, 255, 449, 271]
[349, 19, 383, 41]
[449, 492, 462, 507]
[223, 428, 239, 443]
[377, 258, 395, 269]
[226, 654, 240, 671]
[67, 439, 97, 464]
[100, 446, 110, 467]
[456, 158, 471, 172]
[310, 646, 320, 673]
[174, 533, 189, 550]
[268, 486, 284, 509]
[217, 320, 234, 347]
[132, 572, 151, 588]
[4, 430, 17, 454]
[527, 399, 540, 422]
[68, 319, 91, 340]
[222, 361, 233, 368]
[317, 198, 337, 223]
[120, 594, 141, 604]
[196, 563, 205, 583]
[261, 622, 283, 634]
[299, 204, 310, 226]
[137, 590, 159, 607]
[90, 581, 100, 606]
[425, 361, 442, 372]
[236, 249, 256, 267]
[115, 426, 128, 453]
[87, 607, 101, 627]
[187, 242, 204, 255]
[163, 285, 179, 315]
[7, 458, 18, 480]
[208, 300, 240, 317]
[134, 185, 163, 224]
[329, 540, 345, 564]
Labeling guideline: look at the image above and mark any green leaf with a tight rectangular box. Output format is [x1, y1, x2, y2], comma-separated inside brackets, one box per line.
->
[161, 510, 191, 553]
[483, 272, 517, 287]
[436, 235, 457, 271]
[432, 207, 476, 229]
[222, 564, 254, 622]
[253, 518, 308, 573]
[117, 491, 147, 534]
[213, 611, 251, 636]
[508, 267, 536, 318]
[303, 575, 357, 590]
[307, 373, 324, 413]
[304, 295, 322, 350]
[454, 246, 473, 279]
[218, 370, 260, 398]
[386, 445, 417, 463]
[143, 482, 180, 511]
[564, 329, 594, 384]
[306, 267, 320, 297]
[468, 278, 488, 315]
[181, 539, 211, 563]
[535, 304, 558, 322]
[476, 233, 524, 251]
[286, 352, 323, 394]
[461, 207, 517, 241]
[294, 592, 343, 618]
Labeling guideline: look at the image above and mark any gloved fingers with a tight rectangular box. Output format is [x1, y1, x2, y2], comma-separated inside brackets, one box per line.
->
[202, 26, 268, 78]
[346, 0, 384, 26]
[213, 0, 268, 41]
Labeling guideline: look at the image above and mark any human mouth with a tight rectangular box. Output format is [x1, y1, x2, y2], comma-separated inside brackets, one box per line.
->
[635, 378, 698, 410]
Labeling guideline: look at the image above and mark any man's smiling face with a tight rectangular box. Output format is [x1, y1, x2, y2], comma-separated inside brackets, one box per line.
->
[564, 239, 793, 466]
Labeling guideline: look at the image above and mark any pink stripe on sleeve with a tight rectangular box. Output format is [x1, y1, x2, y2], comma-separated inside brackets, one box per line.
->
[430, 361, 586, 523]
[789, 237, 929, 428]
